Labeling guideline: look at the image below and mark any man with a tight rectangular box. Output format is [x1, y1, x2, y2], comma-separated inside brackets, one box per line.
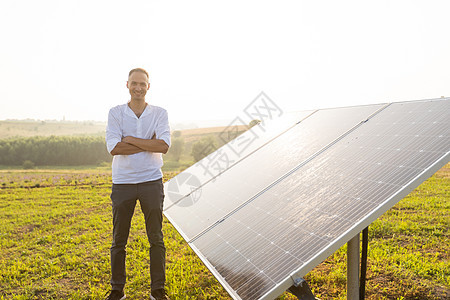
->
[105, 68, 171, 300]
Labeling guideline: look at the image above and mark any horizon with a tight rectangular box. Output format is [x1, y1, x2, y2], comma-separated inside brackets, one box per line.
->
[2, 94, 448, 130]
[0, 117, 239, 131]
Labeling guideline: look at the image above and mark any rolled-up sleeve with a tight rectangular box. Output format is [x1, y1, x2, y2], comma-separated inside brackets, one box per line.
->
[155, 109, 171, 147]
[105, 107, 122, 153]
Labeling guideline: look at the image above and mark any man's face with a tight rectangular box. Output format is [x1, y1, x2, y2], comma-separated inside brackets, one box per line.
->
[127, 71, 150, 101]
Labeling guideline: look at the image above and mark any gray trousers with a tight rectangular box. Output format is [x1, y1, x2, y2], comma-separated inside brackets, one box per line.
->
[110, 178, 166, 291]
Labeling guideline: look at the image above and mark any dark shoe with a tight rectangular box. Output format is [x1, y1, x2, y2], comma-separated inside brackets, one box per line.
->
[150, 288, 170, 300]
[105, 290, 126, 300]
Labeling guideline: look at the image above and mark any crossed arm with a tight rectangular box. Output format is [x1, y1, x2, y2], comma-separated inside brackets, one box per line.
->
[110, 134, 169, 155]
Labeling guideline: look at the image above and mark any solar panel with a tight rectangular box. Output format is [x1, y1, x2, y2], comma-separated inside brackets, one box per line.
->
[164, 104, 386, 241]
[165, 98, 449, 300]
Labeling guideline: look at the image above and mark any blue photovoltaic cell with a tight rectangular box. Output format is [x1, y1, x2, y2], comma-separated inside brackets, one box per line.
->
[189, 99, 449, 300]
[164, 104, 385, 240]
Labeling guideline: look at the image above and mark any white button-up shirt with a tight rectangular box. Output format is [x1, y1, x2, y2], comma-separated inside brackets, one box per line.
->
[106, 103, 171, 184]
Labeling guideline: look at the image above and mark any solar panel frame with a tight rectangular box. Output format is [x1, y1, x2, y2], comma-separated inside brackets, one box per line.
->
[164, 98, 449, 300]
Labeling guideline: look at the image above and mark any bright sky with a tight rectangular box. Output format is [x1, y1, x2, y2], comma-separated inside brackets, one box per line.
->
[1, 0, 449, 127]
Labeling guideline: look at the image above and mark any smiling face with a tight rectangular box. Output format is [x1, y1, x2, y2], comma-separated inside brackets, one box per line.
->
[127, 71, 150, 101]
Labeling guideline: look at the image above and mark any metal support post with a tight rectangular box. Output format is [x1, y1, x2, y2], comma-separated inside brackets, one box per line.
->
[360, 227, 369, 299]
[347, 233, 360, 300]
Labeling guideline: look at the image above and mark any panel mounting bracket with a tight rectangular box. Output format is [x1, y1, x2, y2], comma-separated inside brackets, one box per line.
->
[288, 277, 316, 300]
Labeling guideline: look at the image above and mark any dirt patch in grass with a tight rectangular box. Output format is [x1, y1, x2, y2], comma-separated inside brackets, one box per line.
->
[370, 273, 450, 299]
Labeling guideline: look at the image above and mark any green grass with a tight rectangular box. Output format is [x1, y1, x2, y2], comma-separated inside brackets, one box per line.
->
[0, 165, 448, 299]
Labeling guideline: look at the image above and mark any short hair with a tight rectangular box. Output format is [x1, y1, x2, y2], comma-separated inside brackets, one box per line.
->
[128, 68, 149, 81]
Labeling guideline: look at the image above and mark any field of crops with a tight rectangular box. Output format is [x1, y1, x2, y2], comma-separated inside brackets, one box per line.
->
[0, 165, 449, 299]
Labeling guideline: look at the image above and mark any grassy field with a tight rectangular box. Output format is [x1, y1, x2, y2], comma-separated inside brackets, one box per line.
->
[0, 165, 448, 299]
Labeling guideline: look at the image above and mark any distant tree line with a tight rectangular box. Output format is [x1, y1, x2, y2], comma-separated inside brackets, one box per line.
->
[0, 136, 111, 166]
[0, 122, 256, 167]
